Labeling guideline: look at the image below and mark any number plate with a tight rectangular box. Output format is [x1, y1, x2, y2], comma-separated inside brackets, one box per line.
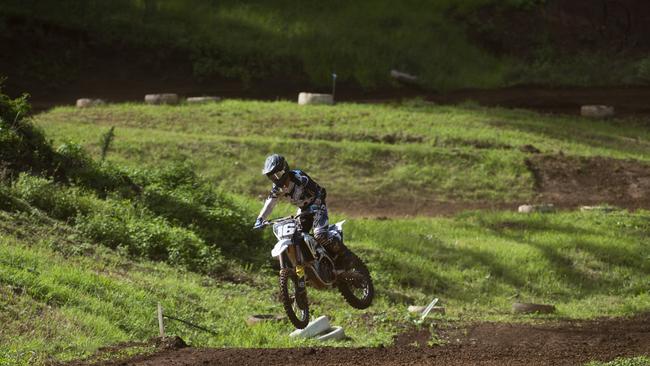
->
[274, 222, 296, 239]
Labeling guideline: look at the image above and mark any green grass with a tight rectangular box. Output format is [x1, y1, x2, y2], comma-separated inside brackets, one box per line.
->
[2, 96, 650, 363]
[2, 203, 649, 364]
[0, 210, 402, 365]
[33, 100, 650, 207]
[349, 210, 650, 319]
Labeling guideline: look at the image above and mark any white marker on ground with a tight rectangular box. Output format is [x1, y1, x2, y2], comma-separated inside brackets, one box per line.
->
[420, 298, 439, 322]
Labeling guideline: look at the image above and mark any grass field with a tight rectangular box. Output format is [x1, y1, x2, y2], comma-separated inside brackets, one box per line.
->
[34, 100, 650, 208]
[2, 204, 649, 364]
[1, 98, 649, 364]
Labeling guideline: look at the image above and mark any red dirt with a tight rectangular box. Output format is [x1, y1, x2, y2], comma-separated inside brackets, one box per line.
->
[72, 313, 650, 366]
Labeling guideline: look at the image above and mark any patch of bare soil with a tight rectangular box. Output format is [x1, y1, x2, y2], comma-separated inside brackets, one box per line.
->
[527, 154, 650, 209]
[72, 314, 650, 366]
[329, 154, 650, 218]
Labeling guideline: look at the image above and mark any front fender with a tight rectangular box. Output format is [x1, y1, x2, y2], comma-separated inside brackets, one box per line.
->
[271, 239, 292, 258]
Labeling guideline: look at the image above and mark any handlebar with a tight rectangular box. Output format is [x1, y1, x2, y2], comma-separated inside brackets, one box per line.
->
[259, 211, 312, 228]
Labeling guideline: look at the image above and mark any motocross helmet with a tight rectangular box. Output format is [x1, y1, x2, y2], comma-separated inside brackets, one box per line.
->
[262, 154, 290, 185]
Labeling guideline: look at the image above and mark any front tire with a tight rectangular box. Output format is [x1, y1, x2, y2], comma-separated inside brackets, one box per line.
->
[279, 268, 310, 329]
[337, 252, 374, 309]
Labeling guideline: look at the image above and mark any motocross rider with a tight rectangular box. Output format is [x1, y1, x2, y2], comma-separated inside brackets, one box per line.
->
[253, 154, 352, 267]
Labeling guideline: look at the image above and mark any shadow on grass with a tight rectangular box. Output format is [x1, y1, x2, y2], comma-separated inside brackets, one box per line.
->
[355, 212, 649, 305]
[473, 215, 649, 296]
[140, 186, 268, 266]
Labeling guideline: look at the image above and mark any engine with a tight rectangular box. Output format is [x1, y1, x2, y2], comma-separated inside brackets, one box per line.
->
[302, 234, 336, 288]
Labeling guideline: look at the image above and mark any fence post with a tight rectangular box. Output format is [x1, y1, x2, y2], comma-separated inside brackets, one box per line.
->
[157, 302, 165, 338]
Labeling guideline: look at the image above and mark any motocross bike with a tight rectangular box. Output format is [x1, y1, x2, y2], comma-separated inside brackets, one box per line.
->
[259, 213, 374, 329]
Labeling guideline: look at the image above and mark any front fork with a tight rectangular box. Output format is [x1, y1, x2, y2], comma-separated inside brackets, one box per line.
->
[280, 242, 307, 292]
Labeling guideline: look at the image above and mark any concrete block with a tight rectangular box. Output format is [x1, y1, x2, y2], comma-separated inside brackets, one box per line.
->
[581, 105, 615, 118]
[580, 206, 619, 213]
[298, 93, 333, 105]
[518, 204, 555, 214]
[145, 93, 179, 105]
[390, 69, 419, 84]
[76, 98, 105, 108]
[408, 305, 427, 313]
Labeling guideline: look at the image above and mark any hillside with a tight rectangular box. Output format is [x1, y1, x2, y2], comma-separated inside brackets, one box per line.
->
[34, 100, 650, 215]
[1, 91, 649, 364]
[3, 0, 650, 96]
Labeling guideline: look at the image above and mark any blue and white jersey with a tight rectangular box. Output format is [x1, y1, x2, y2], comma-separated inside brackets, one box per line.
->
[257, 170, 324, 221]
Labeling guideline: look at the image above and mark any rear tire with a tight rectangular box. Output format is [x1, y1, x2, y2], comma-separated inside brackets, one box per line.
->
[337, 252, 374, 309]
[279, 268, 310, 329]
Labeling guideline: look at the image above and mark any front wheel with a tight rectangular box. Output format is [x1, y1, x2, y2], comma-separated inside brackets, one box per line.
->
[337, 252, 374, 309]
[279, 268, 309, 329]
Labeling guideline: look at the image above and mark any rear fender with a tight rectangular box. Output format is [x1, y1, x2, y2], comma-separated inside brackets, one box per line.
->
[334, 220, 346, 233]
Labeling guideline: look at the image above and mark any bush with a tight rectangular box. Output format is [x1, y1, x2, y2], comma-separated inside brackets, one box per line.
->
[1, 87, 258, 272]
[136, 163, 264, 258]
[0, 88, 57, 176]
[54, 142, 140, 197]
[12, 173, 225, 273]
[76, 203, 224, 273]
[13, 174, 94, 221]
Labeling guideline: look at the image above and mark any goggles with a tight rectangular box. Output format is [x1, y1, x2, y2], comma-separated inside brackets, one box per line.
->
[267, 169, 287, 184]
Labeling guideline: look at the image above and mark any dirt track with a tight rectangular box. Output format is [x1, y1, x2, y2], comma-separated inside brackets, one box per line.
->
[83, 314, 650, 366]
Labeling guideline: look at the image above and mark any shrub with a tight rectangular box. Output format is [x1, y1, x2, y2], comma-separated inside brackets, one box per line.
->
[75, 201, 225, 273]
[136, 163, 264, 258]
[0, 88, 57, 176]
[12, 174, 95, 221]
[53, 142, 140, 197]
[1, 87, 257, 272]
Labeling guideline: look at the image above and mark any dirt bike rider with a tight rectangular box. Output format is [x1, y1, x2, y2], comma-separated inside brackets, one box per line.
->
[253, 154, 352, 268]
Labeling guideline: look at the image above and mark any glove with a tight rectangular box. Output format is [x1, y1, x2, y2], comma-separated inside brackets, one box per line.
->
[253, 217, 265, 230]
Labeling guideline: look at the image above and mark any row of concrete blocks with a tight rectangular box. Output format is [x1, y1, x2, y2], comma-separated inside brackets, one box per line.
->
[77, 92, 334, 108]
[78, 96, 616, 115]
[76, 95, 221, 108]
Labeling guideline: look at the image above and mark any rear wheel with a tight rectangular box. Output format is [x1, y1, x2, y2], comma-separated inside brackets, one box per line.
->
[279, 268, 309, 329]
[337, 252, 374, 309]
